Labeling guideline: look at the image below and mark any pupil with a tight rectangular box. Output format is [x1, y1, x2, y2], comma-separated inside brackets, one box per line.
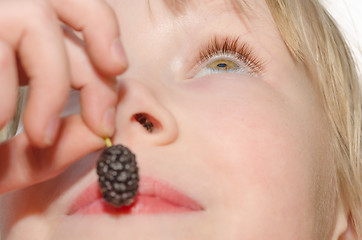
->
[217, 63, 227, 68]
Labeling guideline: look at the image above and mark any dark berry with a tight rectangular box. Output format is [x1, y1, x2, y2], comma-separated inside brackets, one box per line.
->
[96, 145, 139, 207]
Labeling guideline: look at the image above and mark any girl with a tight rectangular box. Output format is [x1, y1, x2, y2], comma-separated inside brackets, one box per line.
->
[0, 0, 361, 239]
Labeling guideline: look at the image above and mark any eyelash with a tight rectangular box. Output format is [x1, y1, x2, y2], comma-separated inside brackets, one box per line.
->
[196, 37, 264, 75]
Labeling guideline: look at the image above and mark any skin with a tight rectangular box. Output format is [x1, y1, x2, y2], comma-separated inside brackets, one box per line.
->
[0, 0, 344, 239]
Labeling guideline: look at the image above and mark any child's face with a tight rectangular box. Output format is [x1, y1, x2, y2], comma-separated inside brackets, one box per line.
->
[1, 0, 335, 239]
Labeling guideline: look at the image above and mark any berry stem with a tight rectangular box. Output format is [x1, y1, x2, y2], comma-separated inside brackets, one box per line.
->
[105, 137, 113, 148]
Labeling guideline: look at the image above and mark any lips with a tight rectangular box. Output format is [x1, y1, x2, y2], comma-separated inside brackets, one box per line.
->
[67, 176, 203, 215]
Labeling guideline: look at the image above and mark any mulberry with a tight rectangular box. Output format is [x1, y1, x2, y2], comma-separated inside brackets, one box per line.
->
[96, 145, 139, 207]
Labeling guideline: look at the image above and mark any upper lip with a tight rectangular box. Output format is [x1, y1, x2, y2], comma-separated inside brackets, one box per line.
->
[67, 175, 204, 215]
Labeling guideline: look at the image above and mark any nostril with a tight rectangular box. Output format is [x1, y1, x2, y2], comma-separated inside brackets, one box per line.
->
[132, 113, 161, 133]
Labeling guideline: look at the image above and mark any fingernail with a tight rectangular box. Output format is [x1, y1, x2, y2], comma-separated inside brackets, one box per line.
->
[44, 117, 60, 146]
[111, 39, 128, 69]
[103, 107, 116, 136]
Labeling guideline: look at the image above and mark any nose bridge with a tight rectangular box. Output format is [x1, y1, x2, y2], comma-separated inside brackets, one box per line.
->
[113, 78, 178, 146]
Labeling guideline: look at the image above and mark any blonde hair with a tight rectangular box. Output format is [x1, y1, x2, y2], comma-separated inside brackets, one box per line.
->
[263, 0, 362, 237]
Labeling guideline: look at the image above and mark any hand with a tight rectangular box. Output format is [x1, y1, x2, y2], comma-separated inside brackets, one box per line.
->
[0, 115, 105, 194]
[0, 0, 127, 147]
[0, 0, 127, 194]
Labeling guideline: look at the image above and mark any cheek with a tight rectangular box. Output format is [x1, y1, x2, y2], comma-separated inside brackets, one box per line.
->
[178, 76, 330, 238]
[217, 107, 316, 237]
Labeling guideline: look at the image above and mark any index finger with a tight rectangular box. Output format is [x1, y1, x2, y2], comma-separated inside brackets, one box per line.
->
[50, 0, 128, 76]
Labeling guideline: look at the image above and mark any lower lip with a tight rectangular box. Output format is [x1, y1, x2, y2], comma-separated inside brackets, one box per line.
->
[73, 196, 197, 215]
[68, 178, 203, 215]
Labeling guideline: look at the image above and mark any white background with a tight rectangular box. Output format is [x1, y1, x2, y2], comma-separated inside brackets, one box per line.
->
[324, 0, 362, 76]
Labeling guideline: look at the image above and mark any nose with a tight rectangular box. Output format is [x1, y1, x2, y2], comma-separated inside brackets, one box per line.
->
[113, 79, 178, 146]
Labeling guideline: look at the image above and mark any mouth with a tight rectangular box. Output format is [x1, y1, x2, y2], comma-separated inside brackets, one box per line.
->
[67, 176, 204, 215]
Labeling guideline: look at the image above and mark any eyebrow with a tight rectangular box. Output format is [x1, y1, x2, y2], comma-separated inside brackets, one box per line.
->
[161, 0, 189, 14]
[159, 0, 249, 16]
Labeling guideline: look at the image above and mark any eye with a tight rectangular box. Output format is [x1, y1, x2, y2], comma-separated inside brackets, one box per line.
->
[192, 36, 264, 79]
[209, 59, 239, 70]
[194, 54, 253, 78]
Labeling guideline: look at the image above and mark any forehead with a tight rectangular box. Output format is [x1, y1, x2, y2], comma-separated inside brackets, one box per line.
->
[154, 0, 270, 33]
[113, 0, 269, 28]
[114, 0, 279, 59]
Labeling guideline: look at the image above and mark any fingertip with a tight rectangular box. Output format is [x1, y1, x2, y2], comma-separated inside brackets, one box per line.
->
[43, 117, 60, 146]
[79, 80, 117, 138]
[23, 105, 62, 148]
[110, 39, 128, 72]
[86, 37, 128, 77]
[81, 103, 116, 139]
[58, 115, 106, 150]
[102, 107, 116, 137]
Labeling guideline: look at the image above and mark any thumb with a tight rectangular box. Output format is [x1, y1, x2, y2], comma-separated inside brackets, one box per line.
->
[0, 115, 105, 194]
